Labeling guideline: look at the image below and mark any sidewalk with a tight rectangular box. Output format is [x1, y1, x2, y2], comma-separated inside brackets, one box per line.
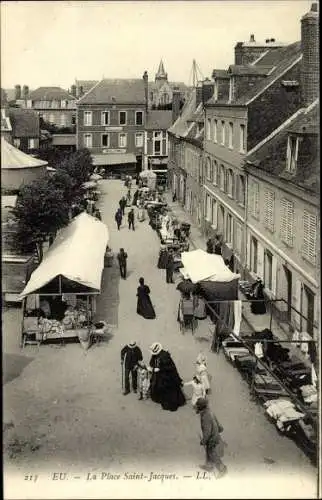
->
[166, 194, 311, 367]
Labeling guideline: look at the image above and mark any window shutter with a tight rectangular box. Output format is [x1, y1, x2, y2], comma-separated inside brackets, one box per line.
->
[264, 190, 275, 231]
[302, 211, 317, 264]
[280, 198, 294, 246]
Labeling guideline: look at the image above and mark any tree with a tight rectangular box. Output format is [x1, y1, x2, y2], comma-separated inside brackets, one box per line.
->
[11, 177, 70, 262]
[58, 148, 94, 186]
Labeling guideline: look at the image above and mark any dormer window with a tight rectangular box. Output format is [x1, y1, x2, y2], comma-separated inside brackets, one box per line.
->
[286, 136, 299, 173]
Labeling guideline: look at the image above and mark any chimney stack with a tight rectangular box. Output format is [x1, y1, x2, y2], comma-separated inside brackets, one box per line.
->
[15, 84, 21, 100]
[172, 87, 181, 123]
[250, 34, 255, 43]
[22, 85, 29, 99]
[301, 2, 319, 107]
[143, 71, 148, 112]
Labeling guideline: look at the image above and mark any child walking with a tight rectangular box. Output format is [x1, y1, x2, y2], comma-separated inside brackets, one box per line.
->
[184, 374, 206, 407]
[196, 353, 210, 394]
[137, 360, 150, 400]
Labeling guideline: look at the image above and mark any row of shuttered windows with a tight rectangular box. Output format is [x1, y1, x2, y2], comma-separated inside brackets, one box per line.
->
[204, 192, 243, 257]
[205, 157, 246, 205]
[248, 180, 317, 265]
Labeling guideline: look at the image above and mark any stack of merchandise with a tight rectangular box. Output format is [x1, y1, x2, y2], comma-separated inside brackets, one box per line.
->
[264, 399, 305, 432]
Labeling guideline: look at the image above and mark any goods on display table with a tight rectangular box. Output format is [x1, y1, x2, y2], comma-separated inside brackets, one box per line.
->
[139, 169, 157, 190]
[19, 213, 110, 350]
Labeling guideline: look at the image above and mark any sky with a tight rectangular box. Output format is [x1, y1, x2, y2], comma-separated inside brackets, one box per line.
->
[1, 0, 312, 91]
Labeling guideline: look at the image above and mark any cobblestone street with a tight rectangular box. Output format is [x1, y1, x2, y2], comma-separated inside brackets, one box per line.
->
[3, 180, 317, 499]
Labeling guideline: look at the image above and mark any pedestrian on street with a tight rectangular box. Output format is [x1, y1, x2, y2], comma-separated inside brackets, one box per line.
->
[119, 197, 126, 216]
[214, 236, 222, 255]
[149, 342, 186, 411]
[166, 248, 175, 283]
[196, 353, 210, 394]
[195, 398, 227, 479]
[115, 208, 123, 230]
[184, 374, 206, 407]
[206, 238, 214, 254]
[117, 248, 128, 279]
[136, 277, 156, 319]
[137, 360, 150, 400]
[127, 188, 132, 205]
[120, 341, 143, 395]
[128, 208, 135, 231]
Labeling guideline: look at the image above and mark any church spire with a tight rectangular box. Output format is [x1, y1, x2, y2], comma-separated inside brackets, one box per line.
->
[155, 59, 168, 81]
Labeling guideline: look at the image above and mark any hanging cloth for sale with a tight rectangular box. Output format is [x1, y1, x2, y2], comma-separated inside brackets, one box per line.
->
[254, 342, 264, 358]
[232, 300, 242, 336]
[311, 364, 318, 388]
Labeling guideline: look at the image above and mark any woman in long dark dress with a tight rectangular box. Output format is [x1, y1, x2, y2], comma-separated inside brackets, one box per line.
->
[250, 278, 267, 315]
[149, 342, 186, 411]
[136, 277, 156, 319]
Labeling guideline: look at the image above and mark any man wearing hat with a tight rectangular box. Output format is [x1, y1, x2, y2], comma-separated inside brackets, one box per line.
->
[195, 398, 227, 479]
[121, 341, 143, 395]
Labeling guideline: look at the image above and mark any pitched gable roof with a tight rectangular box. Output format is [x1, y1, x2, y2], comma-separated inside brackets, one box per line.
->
[236, 41, 302, 104]
[246, 101, 319, 193]
[75, 80, 99, 94]
[7, 108, 39, 138]
[29, 87, 76, 101]
[77, 79, 145, 105]
[146, 110, 173, 130]
[168, 88, 197, 137]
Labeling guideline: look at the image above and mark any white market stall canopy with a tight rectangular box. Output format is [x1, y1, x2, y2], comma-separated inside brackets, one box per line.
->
[19, 212, 109, 298]
[1, 137, 47, 169]
[181, 249, 240, 284]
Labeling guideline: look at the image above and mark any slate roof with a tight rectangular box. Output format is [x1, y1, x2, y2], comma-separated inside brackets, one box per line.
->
[228, 65, 274, 76]
[209, 41, 302, 106]
[146, 110, 173, 130]
[168, 88, 197, 137]
[77, 79, 145, 105]
[246, 101, 319, 193]
[75, 80, 99, 93]
[211, 69, 230, 79]
[29, 87, 76, 101]
[149, 81, 190, 92]
[7, 108, 39, 137]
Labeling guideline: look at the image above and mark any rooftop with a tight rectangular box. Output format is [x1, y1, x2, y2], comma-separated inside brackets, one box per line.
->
[77, 79, 146, 105]
[168, 88, 197, 138]
[146, 110, 173, 130]
[246, 102, 319, 193]
[29, 87, 76, 101]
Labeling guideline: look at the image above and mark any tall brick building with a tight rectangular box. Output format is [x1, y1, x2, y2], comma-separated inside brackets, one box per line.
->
[76, 75, 148, 176]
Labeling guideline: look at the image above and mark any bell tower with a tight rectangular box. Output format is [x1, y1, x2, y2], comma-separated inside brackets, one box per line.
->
[155, 59, 168, 82]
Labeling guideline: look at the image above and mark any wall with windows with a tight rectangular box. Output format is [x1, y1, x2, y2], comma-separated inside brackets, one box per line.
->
[246, 171, 319, 337]
[203, 104, 248, 265]
[184, 143, 203, 226]
[76, 104, 145, 154]
[204, 105, 248, 165]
